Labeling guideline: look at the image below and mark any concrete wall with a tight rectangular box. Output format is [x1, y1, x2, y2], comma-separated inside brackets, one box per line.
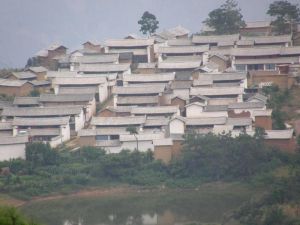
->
[0, 144, 26, 161]
[255, 116, 272, 130]
[172, 89, 190, 100]
[154, 146, 172, 164]
[264, 138, 296, 153]
[75, 110, 85, 131]
[0, 83, 33, 97]
[122, 140, 154, 152]
[79, 136, 96, 147]
[169, 119, 185, 134]
[186, 104, 204, 117]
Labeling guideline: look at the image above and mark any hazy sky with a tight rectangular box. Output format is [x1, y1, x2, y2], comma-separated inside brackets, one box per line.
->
[0, 0, 299, 68]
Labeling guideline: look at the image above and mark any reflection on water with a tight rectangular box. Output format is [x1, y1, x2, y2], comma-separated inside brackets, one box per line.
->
[21, 187, 252, 225]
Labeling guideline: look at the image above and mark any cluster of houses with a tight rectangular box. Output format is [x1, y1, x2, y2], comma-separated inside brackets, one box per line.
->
[1, 22, 300, 163]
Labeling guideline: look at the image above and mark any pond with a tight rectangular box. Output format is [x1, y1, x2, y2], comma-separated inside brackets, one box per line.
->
[21, 183, 254, 225]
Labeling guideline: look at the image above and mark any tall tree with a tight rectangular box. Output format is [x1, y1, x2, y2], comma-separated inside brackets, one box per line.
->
[267, 1, 300, 35]
[203, 0, 245, 35]
[126, 126, 139, 151]
[138, 11, 159, 36]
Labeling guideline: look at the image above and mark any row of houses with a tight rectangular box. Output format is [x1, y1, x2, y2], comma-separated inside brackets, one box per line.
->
[1, 24, 300, 162]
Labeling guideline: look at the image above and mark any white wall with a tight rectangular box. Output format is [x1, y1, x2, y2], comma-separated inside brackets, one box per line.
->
[61, 124, 71, 142]
[198, 111, 228, 117]
[173, 89, 190, 100]
[98, 83, 108, 103]
[169, 119, 185, 134]
[121, 140, 154, 152]
[186, 104, 204, 117]
[75, 110, 85, 131]
[0, 144, 26, 161]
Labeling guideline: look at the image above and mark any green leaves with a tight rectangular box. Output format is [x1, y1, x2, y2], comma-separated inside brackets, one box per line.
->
[138, 11, 159, 36]
[267, 1, 300, 34]
[204, 0, 245, 35]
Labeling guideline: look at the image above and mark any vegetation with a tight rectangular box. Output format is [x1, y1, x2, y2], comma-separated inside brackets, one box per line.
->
[0, 131, 293, 199]
[138, 11, 159, 36]
[0, 206, 41, 225]
[262, 85, 290, 130]
[203, 0, 245, 35]
[267, 0, 300, 35]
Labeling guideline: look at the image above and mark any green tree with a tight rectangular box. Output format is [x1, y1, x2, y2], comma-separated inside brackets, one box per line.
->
[138, 11, 159, 36]
[203, 0, 245, 34]
[267, 1, 300, 35]
[126, 126, 139, 151]
[0, 206, 41, 225]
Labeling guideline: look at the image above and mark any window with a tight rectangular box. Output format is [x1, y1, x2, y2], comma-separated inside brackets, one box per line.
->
[95, 135, 109, 141]
[236, 64, 246, 71]
[248, 64, 264, 71]
[265, 64, 275, 70]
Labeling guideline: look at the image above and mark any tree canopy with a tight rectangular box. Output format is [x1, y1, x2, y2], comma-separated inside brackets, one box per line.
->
[138, 11, 159, 36]
[267, 0, 300, 34]
[203, 0, 245, 35]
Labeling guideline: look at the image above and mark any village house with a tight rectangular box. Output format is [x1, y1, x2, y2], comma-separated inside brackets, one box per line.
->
[0, 121, 12, 136]
[240, 35, 292, 47]
[99, 106, 136, 117]
[8, 71, 37, 81]
[1, 106, 85, 135]
[248, 70, 295, 89]
[153, 25, 190, 42]
[29, 80, 51, 93]
[192, 34, 239, 47]
[12, 116, 70, 148]
[35, 44, 67, 70]
[82, 41, 103, 53]
[70, 53, 119, 71]
[122, 73, 175, 86]
[0, 79, 33, 96]
[39, 93, 96, 121]
[13, 97, 40, 108]
[52, 76, 108, 102]
[190, 86, 244, 105]
[240, 21, 272, 36]
[0, 135, 28, 161]
[134, 62, 157, 73]
[105, 38, 155, 63]
[227, 101, 266, 118]
[112, 85, 166, 107]
[232, 46, 300, 72]
[25, 66, 48, 80]
[131, 106, 180, 118]
[253, 109, 273, 130]
[78, 63, 131, 76]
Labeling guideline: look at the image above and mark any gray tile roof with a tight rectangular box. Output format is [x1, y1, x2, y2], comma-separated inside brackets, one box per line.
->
[40, 94, 94, 102]
[0, 79, 29, 87]
[58, 86, 98, 95]
[91, 116, 146, 126]
[11, 71, 36, 80]
[1, 106, 82, 117]
[185, 117, 227, 126]
[234, 57, 300, 65]
[78, 128, 129, 136]
[105, 39, 154, 47]
[29, 80, 51, 86]
[13, 97, 40, 106]
[226, 117, 252, 126]
[171, 80, 192, 89]
[137, 63, 157, 69]
[79, 63, 130, 73]
[228, 102, 265, 109]
[113, 85, 166, 95]
[0, 135, 28, 145]
[205, 105, 228, 112]
[117, 96, 159, 105]
[76, 54, 119, 64]
[0, 121, 12, 130]
[13, 116, 70, 126]
[27, 66, 48, 73]
[157, 45, 209, 54]
[53, 76, 107, 85]
[190, 87, 244, 96]
[167, 39, 193, 46]
[192, 34, 239, 44]
[145, 118, 169, 126]
[158, 61, 201, 69]
[131, 106, 179, 114]
[123, 73, 175, 83]
[241, 35, 291, 44]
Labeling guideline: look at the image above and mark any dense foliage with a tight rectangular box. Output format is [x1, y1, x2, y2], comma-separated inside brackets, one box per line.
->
[267, 0, 300, 35]
[203, 0, 245, 34]
[138, 11, 159, 36]
[262, 85, 290, 130]
[0, 132, 292, 199]
[0, 206, 41, 225]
